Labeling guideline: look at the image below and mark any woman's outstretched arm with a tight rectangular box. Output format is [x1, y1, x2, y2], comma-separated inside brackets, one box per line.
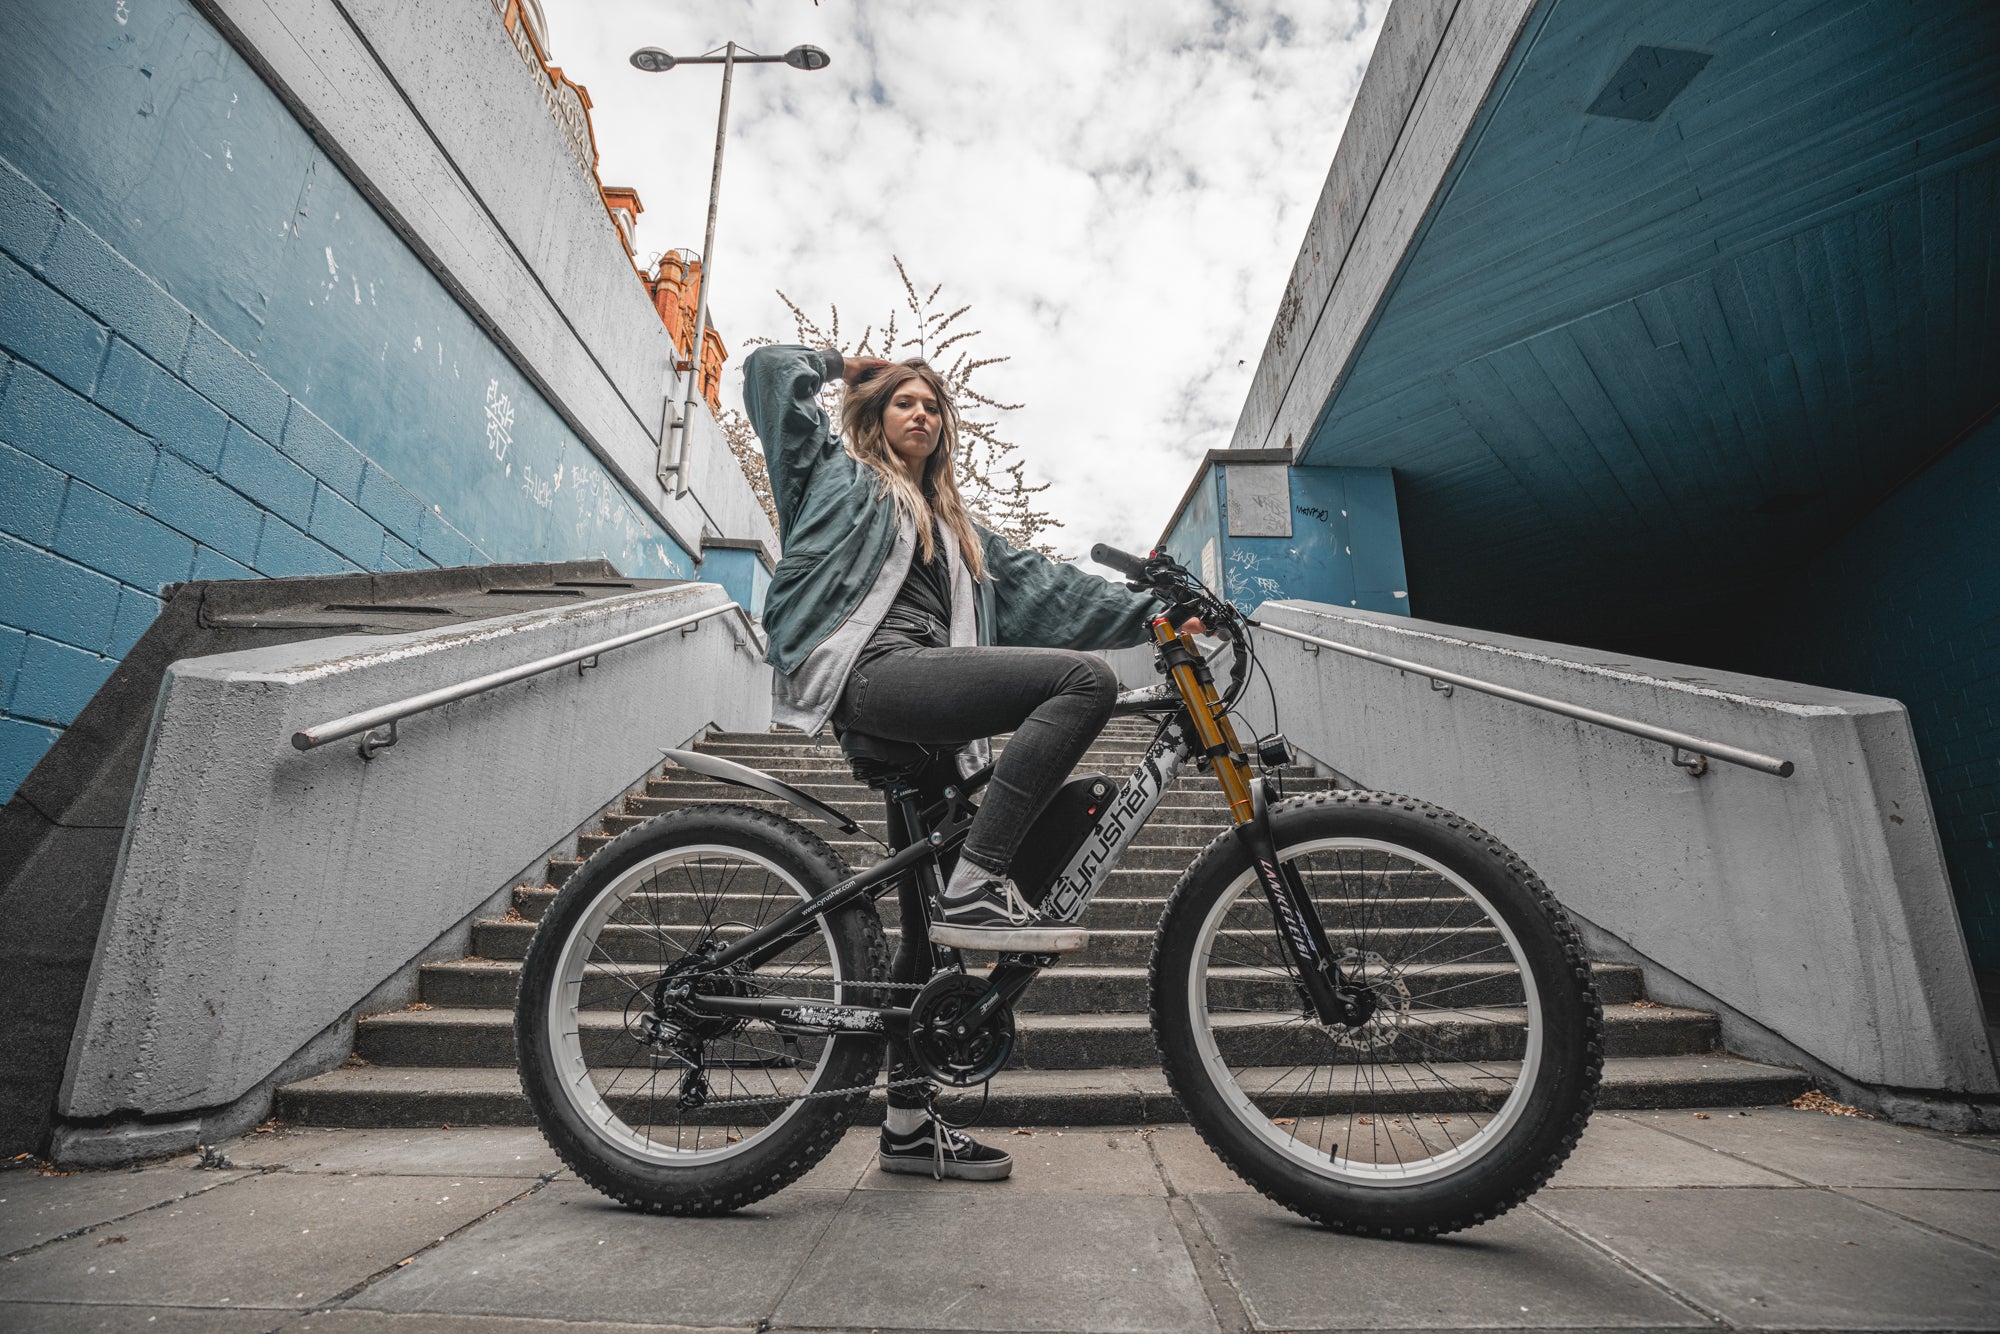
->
[979, 527, 1159, 651]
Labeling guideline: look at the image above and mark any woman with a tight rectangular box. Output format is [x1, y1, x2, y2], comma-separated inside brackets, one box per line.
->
[742, 344, 1197, 1179]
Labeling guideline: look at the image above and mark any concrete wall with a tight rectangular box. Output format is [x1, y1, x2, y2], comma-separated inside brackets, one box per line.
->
[1228, 0, 1539, 456]
[1238, 600, 1996, 1102]
[59, 581, 771, 1123]
[0, 0, 778, 801]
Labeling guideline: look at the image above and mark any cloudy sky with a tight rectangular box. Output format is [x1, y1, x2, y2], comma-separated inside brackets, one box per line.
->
[541, 0, 1388, 559]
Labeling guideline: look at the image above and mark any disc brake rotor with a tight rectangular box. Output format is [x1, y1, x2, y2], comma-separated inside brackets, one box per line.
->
[1325, 948, 1412, 1052]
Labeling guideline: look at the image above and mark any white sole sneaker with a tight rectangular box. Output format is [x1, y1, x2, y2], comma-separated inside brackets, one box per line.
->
[929, 922, 1088, 953]
[878, 1149, 1014, 1181]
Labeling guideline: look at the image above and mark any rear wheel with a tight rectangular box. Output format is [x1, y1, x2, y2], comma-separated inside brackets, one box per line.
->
[515, 805, 889, 1214]
[1150, 791, 1602, 1237]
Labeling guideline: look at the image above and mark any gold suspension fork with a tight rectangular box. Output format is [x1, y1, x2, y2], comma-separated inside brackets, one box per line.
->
[1154, 617, 1365, 1027]
[1152, 617, 1256, 825]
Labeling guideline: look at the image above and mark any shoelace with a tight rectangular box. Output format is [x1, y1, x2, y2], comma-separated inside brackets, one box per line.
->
[932, 1119, 975, 1180]
[993, 878, 1037, 926]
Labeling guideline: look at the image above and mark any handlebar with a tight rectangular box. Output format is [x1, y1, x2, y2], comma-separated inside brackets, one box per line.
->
[1089, 543, 1149, 581]
[1091, 542, 1252, 714]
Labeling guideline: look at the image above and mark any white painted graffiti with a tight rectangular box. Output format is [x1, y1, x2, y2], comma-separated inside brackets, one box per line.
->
[483, 379, 514, 464]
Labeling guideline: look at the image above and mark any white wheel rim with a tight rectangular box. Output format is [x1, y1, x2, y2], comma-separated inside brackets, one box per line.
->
[546, 843, 846, 1165]
[1185, 837, 1544, 1186]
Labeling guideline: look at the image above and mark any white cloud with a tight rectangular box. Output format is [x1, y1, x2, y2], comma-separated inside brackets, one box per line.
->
[543, 0, 1387, 559]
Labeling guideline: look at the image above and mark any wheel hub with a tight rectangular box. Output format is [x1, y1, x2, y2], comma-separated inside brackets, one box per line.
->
[1324, 948, 1412, 1052]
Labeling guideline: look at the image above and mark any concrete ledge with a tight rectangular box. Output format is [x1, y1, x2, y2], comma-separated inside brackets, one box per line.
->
[59, 582, 771, 1123]
[1240, 600, 1997, 1101]
[1229, 0, 1539, 456]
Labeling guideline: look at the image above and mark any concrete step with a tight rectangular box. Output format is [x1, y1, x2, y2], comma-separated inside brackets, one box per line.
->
[669, 760, 1333, 788]
[545, 836, 1254, 884]
[470, 917, 1538, 971]
[508, 887, 1486, 927]
[641, 781, 1262, 813]
[352, 1001, 1714, 1070]
[617, 801, 1238, 842]
[275, 1053, 1810, 1128]
[422, 954, 1646, 1010]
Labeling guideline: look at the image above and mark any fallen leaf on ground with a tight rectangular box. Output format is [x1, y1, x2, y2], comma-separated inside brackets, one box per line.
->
[1790, 1090, 1873, 1118]
[1692, 1112, 1711, 1119]
[97, 1235, 126, 1246]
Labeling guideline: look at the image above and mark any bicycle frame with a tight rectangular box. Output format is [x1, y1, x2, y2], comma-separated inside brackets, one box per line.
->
[674, 616, 1360, 1039]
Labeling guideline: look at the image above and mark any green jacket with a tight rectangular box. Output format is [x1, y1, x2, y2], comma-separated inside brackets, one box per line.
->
[743, 345, 1156, 688]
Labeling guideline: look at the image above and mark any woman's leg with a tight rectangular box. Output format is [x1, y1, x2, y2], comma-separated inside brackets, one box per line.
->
[834, 645, 1119, 875]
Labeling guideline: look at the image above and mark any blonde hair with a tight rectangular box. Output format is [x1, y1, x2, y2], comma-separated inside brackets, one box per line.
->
[840, 360, 986, 580]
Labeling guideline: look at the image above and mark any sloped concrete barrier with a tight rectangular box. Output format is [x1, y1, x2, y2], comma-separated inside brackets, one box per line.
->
[1238, 601, 1995, 1117]
[59, 582, 770, 1141]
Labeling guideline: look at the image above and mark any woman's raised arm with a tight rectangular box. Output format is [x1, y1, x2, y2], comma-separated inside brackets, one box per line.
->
[741, 345, 847, 533]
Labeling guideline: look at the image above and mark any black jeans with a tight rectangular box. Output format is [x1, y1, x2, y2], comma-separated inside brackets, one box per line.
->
[833, 645, 1120, 876]
[838, 646, 1118, 1109]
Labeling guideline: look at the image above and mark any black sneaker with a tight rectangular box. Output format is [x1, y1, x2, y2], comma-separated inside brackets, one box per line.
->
[931, 875, 1087, 953]
[878, 1116, 1014, 1181]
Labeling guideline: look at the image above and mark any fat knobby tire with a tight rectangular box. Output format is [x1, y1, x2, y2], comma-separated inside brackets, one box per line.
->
[515, 804, 889, 1215]
[1149, 790, 1604, 1238]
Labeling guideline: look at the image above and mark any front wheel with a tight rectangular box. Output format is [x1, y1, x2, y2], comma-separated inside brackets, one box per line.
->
[1150, 791, 1602, 1237]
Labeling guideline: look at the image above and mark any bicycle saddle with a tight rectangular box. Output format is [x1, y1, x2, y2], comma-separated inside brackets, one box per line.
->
[834, 728, 935, 789]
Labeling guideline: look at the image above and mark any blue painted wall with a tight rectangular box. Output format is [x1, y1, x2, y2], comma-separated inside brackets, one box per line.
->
[0, 1, 694, 801]
[1163, 463, 1409, 617]
[695, 547, 771, 620]
[1736, 416, 2000, 973]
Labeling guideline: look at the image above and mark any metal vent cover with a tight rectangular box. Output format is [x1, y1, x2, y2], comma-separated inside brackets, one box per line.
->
[1586, 46, 1713, 122]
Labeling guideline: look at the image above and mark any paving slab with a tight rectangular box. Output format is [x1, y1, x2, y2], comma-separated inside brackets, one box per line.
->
[1548, 1112, 1794, 1188]
[1535, 1186, 2000, 1329]
[0, 1302, 278, 1332]
[346, 1180, 843, 1326]
[773, 1191, 1219, 1332]
[1149, 1125, 1256, 1195]
[0, 1171, 525, 1311]
[1622, 1107, 2000, 1187]
[0, 1161, 254, 1256]
[857, 1126, 1167, 1194]
[228, 1127, 562, 1179]
[793, 1126, 878, 1190]
[1192, 1190, 1704, 1330]
[1837, 1187, 2000, 1252]
[284, 1312, 738, 1332]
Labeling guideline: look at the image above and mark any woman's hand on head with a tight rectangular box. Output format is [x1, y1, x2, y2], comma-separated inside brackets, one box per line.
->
[840, 354, 893, 384]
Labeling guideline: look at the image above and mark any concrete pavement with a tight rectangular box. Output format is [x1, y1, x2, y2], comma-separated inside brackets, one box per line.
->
[3, 1105, 1997, 1332]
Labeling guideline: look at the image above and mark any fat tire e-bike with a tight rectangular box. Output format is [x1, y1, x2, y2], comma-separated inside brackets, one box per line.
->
[514, 544, 1603, 1237]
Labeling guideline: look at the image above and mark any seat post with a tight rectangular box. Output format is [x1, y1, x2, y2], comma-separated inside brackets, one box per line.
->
[883, 782, 937, 986]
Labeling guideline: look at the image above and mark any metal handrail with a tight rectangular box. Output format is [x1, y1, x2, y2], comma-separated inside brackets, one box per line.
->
[1254, 620, 1794, 779]
[292, 601, 764, 758]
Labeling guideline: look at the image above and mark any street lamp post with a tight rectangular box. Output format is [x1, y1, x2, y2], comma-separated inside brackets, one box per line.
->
[632, 41, 831, 497]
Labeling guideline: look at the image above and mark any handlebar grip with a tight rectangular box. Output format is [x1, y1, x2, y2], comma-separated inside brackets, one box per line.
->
[1091, 543, 1150, 580]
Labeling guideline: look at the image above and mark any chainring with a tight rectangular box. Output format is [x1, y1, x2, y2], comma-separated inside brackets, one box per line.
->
[907, 970, 1015, 1087]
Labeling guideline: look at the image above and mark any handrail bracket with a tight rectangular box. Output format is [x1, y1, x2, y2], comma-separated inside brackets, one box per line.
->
[1672, 747, 1709, 778]
[358, 719, 399, 761]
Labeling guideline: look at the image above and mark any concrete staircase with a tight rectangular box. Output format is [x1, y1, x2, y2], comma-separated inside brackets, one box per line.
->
[277, 720, 1809, 1127]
